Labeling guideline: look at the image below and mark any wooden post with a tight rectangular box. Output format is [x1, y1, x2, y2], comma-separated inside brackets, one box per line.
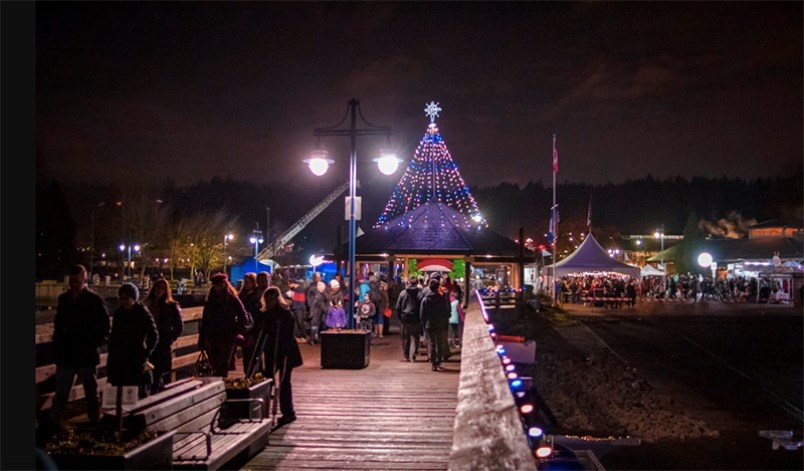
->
[116, 384, 124, 432]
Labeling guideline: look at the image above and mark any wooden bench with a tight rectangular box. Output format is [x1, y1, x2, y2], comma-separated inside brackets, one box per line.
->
[103, 377, 273, 471]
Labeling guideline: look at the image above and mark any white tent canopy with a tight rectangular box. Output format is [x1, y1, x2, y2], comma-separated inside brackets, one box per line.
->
[640, 264, 665, 277]
[543, 233, 641, 279]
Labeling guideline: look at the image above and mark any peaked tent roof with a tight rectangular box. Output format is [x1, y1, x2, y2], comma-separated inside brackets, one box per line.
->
[355, 201, 531, 259]
[640, 264, 666, 277]
[550, 233, 641, 278]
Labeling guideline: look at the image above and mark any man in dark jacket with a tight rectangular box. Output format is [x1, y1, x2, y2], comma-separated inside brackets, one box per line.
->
[49, 264, 111, 428]
[395, 275, 422, 362]
[305, 272, 327, 344]
[419, 276, 451, 371]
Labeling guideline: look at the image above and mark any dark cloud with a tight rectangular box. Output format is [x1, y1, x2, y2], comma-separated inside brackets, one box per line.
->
[35, 2, 802, 189]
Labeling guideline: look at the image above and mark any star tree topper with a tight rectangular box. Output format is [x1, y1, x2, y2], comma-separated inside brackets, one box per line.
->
[424, 101, 441, 123]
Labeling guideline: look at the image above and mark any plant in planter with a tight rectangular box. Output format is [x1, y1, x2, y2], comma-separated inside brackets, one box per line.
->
[46, 385, 174, 470]
[223, 372, 273, 420]
[45, 425, 174, 470]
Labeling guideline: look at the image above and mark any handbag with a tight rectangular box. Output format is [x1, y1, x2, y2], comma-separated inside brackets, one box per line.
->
[383, 307, 392, 318]
[194, 350, 214, 377]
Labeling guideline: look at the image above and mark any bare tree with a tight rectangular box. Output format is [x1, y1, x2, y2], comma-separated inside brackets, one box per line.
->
[169, 209, 242, 284]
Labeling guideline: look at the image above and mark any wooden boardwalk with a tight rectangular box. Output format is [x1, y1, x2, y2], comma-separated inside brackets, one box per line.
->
[239, 332, 462, 470]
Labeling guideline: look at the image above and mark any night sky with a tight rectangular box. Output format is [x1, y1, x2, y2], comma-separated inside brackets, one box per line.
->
[35, 2, 802, 190]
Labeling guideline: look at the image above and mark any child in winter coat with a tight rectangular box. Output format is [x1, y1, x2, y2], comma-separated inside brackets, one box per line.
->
[325, 297, 347, 331]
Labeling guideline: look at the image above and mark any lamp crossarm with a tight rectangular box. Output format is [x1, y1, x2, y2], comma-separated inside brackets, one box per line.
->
[314, 128, 392, 138]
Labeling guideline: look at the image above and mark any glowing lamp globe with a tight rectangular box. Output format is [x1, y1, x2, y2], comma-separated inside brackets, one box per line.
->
[373, 152, 401, 175]
[698, 252, 713, 268]
[305, 150, 334, 176]
[528, 427, 543, 438]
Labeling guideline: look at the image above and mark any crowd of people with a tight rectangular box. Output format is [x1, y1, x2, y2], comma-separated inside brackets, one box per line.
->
[42, 264, 470, 444]
[555, 275, 639, 308]
[553, 272, 795, 305]
[42, 264, 305, 440]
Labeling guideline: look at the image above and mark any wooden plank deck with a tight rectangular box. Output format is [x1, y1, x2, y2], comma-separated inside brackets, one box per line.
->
[240, 331, 462, 470]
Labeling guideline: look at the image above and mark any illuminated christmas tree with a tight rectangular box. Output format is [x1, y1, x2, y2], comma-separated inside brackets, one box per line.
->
[374, 101, 485, 227]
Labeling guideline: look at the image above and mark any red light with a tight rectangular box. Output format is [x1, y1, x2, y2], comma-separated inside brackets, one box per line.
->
[535, 446, 553, 458]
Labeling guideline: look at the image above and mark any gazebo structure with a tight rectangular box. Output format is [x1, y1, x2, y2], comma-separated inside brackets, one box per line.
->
[349, 201, 536, 296]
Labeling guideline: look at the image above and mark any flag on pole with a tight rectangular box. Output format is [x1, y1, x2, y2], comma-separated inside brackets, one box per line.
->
[552, 147, 558, 173]
[547, 216, 554, 243]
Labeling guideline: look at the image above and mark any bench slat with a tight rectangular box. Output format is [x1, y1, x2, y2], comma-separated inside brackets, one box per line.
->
[151, 393, 226, 433]
[174, 421, 271, 470]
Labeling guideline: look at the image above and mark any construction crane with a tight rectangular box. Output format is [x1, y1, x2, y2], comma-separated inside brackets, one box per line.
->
[257, 181, 353, 261]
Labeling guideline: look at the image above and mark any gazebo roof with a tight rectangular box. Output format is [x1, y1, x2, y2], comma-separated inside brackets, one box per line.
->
[354, 201, 532, 259]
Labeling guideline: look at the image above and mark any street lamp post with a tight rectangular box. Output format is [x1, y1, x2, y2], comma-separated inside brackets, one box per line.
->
[223, 233, 234, 276]
[119, 243, 140, 280]
[306, 98, 398, 329]
[249, 229, 264, 274]
[654, 225, 665, 267]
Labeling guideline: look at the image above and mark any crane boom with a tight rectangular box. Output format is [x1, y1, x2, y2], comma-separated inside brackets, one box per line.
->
[257, 181, 354, 260]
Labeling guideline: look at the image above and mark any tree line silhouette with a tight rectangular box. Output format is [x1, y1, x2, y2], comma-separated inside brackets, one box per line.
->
[37, 169, 803, 281]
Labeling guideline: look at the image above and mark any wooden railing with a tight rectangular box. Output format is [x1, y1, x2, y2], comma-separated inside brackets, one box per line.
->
[448, 294, 537, 470]
[477, 288, 519, 311]
[35, 306, 204, 411]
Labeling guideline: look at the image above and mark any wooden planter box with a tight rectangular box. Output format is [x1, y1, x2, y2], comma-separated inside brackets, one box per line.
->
[320, 330, 371, 369]
[49, 429, 175, 470]
[224, 378, 273, 420]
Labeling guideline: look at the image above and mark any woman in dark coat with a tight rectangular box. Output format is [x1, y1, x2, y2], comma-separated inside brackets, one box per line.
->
[259, 286, 303, 428]
[237, 272, 262, 376]
[198, 273, 250, 377]
[107, 283, 159, 399]
[144, 278, 183, 394]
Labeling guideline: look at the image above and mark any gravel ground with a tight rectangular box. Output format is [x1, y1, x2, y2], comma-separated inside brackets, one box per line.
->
[533, 343, 720, 443]
[516, 301, 803, 470]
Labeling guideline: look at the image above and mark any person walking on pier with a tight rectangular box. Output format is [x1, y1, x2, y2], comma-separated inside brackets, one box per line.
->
[420, 276, 451, 371]
[395, 275, 422, 362]
[237, 272, 261, 375]
[107, 283, 159, 399]
[198, 273, 250, 377]
[305, 273, 327, 345]
[49, 264, 111, 429]
[144, 277, 183, 394]
[259, 286, 303, 429]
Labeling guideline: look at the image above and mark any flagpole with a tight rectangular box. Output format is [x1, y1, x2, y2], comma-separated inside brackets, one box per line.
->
[551, 133, 557, 306]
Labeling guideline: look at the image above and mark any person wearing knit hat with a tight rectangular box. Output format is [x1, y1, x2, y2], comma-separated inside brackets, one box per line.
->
[107, 281, 158, 398]
[118, 282, 140, 301]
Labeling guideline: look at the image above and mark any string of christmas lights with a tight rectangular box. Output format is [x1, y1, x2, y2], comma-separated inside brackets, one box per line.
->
[375, 102, 485, 227]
